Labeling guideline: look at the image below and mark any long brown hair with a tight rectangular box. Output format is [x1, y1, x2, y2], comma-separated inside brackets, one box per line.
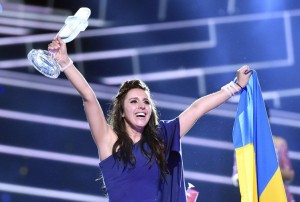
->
[107, 80, 169, 179]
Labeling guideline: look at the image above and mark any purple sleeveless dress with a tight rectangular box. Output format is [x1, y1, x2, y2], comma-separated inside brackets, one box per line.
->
[99, 117, 187, 202]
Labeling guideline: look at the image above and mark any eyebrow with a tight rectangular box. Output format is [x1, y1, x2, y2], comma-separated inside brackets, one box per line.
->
[129, 97, 149, 101]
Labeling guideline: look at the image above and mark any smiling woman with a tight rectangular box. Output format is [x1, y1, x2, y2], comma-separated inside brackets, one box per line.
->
[115, 87, 154, 142]
[46, 36, 251, 202]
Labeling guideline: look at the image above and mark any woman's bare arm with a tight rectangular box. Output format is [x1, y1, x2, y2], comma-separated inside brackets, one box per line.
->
[179, 65, 252, 138]
[49, 37, 116, 160]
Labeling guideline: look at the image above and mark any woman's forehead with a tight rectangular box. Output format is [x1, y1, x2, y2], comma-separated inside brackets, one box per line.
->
[125, 88, 150, 99]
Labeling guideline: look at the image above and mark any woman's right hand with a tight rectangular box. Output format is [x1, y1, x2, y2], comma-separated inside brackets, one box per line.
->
[48, 36, 70, 65]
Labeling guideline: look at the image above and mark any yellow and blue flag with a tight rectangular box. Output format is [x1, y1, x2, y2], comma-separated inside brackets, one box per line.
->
[232, 70, 286, 202]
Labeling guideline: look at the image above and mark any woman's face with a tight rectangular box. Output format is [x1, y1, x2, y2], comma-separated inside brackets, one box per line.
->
[122, 88, 152, 132]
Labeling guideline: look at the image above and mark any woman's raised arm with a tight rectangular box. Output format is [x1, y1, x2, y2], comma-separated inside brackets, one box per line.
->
[48, 37, 116, 160]
[178, 65, 252, 138]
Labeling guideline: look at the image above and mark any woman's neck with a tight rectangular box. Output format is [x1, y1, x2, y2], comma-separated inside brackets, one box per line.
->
[126, 127, 142, 143]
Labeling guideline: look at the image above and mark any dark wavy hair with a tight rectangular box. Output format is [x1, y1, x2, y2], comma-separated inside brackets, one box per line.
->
[107, 80, 169, 179]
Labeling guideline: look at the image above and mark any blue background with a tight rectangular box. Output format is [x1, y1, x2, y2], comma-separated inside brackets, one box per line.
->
[0, 0, 299, 201]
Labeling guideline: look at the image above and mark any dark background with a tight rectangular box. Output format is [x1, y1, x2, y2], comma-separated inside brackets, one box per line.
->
[0, 0, 299, 201]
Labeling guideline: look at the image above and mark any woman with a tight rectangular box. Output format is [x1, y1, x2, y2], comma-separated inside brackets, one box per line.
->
[273, 136, 295, 202]
[48, 37, 252, 202]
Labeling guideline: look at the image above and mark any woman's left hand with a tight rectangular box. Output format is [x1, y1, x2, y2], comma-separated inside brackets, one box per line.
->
[236, 65, 252, 88]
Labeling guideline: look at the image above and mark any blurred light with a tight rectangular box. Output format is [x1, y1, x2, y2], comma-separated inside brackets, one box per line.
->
[289, 152, 300, 161]
[0, 74, 116, 99]
[227, 0, 236, 14]
[0, 182, 106, 202]
[0, 109, 89, 129]
[185, 171, 233, 185]
[1, 1, 61, 15]
[100, 58, 290, 85]
[0, 14, 217, 46]
[2, 70, 300, 127]
[0, 11, 105, 29]
[0, 16, 63, 30]
[182, 136, 233, 150]
[289, 186, 300, 195]
[0, 39, 216, 67]
[0, 9, 296, 66]
[0, 144, 98, 166]
[0, 58, 32, 68]
[0, 25, 31, 35]
[101, 68, 205, 84]
[72, 39, 216, 61]
[0, 34, 54, 46]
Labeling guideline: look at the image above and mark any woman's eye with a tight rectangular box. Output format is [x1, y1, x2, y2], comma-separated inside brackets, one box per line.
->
[130, 100, 137, 103]
[144, 100, 150, 105]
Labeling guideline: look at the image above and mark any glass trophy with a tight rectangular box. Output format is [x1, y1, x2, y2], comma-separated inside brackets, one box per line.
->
[27, 7, 91, 78]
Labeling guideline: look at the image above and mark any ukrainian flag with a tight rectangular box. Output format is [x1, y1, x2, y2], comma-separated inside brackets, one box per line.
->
[232, 70, 287, 202]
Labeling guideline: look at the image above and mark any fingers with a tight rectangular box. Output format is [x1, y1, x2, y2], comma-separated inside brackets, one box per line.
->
[48, 38, 67, 53]
[238, 65, 250, 73]
[56, 36, 64, 44]
[53, 36, 63, 46]
[238, 65, 253, 77]
[48, 39, 60, 50]
[236, 65, 253, 88]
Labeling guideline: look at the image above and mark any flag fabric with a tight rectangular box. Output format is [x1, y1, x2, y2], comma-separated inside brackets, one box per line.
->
[232, 70, 287, 202]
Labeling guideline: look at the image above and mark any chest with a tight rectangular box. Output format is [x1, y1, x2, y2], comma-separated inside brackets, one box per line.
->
[99, 144, 162, 201]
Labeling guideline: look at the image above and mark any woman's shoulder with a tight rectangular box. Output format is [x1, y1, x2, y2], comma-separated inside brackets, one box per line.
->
[158, 117, 179, 128]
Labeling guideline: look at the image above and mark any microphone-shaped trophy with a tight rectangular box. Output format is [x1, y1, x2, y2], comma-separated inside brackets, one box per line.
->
[27, 7, 91, 79]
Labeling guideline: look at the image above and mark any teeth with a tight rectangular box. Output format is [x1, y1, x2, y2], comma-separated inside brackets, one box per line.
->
[136, 112, 146, 117]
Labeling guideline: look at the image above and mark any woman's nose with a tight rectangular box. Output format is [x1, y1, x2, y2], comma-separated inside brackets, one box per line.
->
[139, 103, 145, 109]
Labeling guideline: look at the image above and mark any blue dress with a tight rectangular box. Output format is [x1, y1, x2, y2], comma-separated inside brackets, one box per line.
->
[99, 117, 186, 202]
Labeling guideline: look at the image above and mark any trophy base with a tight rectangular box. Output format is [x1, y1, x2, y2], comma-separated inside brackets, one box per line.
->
[27, 49, 61, 79]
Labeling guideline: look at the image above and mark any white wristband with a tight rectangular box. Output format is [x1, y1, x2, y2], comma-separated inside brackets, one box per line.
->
[222, 81, 242, 97]
[221, 84, 233, 97]
[60, 58, 73, 72]
[227, 83, 235, 96]
[229, 81, 240, 93]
